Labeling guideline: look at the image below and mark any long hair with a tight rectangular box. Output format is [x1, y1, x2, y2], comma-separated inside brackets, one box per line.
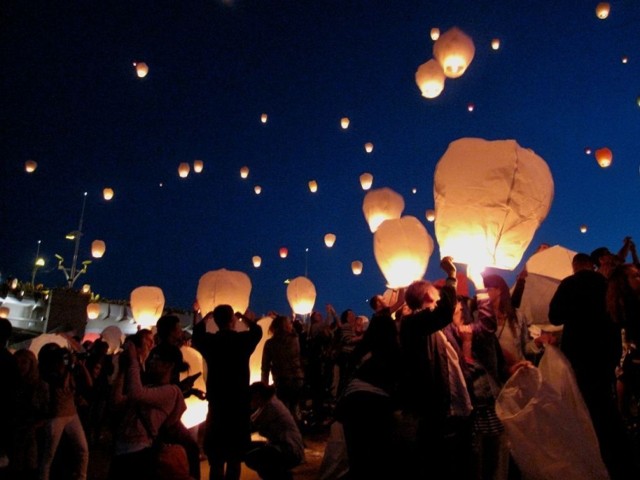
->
[269, 315, 291, 337]
[482, 274, 518, 335]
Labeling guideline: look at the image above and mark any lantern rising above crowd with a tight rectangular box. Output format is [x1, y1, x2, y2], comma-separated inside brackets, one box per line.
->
[130, 286, 165, 328]
[286, 276, 317, 315]
[362, 187, 405, 233]
[196, 269, 252, 318]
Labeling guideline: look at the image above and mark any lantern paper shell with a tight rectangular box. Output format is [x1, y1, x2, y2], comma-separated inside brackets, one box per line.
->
[103, 188, 114, 200]
[491, 38, 500, 50]
[426, 209, 436, 222]
[252, 256, 262, 268]
[130, 286, 165, 328]
[91, 240, 106, 258]
[193, 160, 204, 173]
[0, 306, 9, 319]
[178, 162, 190, 178]
[133, 62, 149, 78]
[359, 173, 373, 190]
[415, 59, 446, 99]
[324, 233, 336, 248]
[240, 166, 249, 179]
[180, 346, 208, 429]
[596, 2, 610, 19]
[308, 180, 318, 193]
[25, 160, 38, 173]
[351, 261, 363, 275]
[286, 276, 317, 315]
[261, 113, 268, 124]
[580, 225, 588, 234]
[373, 216, 434, 289]
[433, 27, 475, 79]
[430, 27, 440, 41]
[87, 303, 101, 320]
[197, 269, 252, 317]
[362, 187, 405, 233]
[340, 117, 350, 129]
[279, 247, 288, 258]
[595, 148, 612, 168]
[364, 142, 374, 153]
[254, 185, 262, 194]
[434, 138, 554, 270]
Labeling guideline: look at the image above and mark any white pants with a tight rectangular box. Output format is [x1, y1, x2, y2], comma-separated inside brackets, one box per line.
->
[39, 414, 88, 480]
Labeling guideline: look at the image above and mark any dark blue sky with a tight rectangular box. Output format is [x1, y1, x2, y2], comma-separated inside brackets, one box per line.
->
[2, 0, 639, 316]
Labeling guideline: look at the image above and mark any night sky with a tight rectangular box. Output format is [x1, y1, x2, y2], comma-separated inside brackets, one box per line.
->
[2, 0, 639, 316]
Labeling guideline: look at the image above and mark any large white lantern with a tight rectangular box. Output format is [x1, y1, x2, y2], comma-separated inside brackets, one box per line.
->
[415, 59, 446, 99]
[286, 276, 316, 315]
[373, 216, 434, 289]
[362, 187, 405, 233]
[433, 27, 475, 79]
[91, 240, 106, 258]
[434, 138, 554, 271]
[197, 269, 252, 317]
[130, 286, 165, 328]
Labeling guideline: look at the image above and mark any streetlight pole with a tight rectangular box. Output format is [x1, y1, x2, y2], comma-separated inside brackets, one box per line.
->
[31, 239, 42, 285]
[56, 192, 92, 288]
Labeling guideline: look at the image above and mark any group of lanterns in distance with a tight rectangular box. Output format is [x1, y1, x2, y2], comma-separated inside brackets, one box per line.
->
[178, 160, 204, 178]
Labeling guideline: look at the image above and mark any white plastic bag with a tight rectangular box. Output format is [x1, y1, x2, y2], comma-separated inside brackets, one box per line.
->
[496, 346, 609, 480]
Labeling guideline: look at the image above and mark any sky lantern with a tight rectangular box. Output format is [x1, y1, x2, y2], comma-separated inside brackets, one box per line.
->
[373, 216, 434, 289]
[286, 276, 316, 315]
[415, 59, 446, 99]
[178, 162, 190, 178]
[240, 166, 249, 179]
[364, 142, 374, 153]
[351, 260, 363, 275]
[0, 306, 9, 319]
[308, 180, 318, 193]
[261, 113, 268, 124]
[595, 2, 610, 19]
[254, 185, 262, 194]
[584, 147, 592, 155]
[491, 38, 501, 50]
[324, 233, 336, 248]
[467, 103, 475, 112]
[434, 138, 554, 274]
[621, 56, 628, 64]
[130, 286, 165, 328]
[430, 27, 440, 41]
[359, 173, 373, 190]
[193, 160, 204, 173]
[197, 269, 252, 317]
[25, 160, 37, 173]
[91, 240, 106, 258]
[180, 346, 208, 429]
[279, 247, 288, 258]
[411, 188, 417, 194]
[252, 256, 262, 268]
[81, 284, 91, 294]
[340, 117, 350, 129]
[425, 209, 436, 222]
[362, 187, 405, 233]
[103, 188, 114, 200]
[595, 147, 612, 168]
[580, 225, 588, 233]
[433, 27, 475, 79]
[86, 303, 101, 320]
[133, 62, 149, 78]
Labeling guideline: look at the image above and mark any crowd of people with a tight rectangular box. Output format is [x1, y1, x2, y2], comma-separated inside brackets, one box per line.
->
[1, 238, 640, 479]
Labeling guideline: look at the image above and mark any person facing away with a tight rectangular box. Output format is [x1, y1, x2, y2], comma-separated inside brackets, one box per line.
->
[192, 304, 262, 480]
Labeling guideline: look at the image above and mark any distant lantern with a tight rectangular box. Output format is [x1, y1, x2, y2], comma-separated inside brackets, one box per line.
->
[621, 56, 628, 64]
[91, 240, 106, 258]
[287, 276, 317, 315]
[133, 62, 149, 78]
[584, 147, 592, 155]
[240, 166, 249, 179]
[364, 142, 374, 153]
[0, 306, 9, 319]
[595, 2, 610, 19]
[35, 258, 45, 267]
[103, 188, 114, 200]
[254, 185, 262, 195]
[10, 279, 18, 290]
[580, 225, 588, 234]
[197, 269, 252, 317]
[351, 260, 363, 275]
[491, 38, 500, 50]
[415, 59, 446, 99]
[324, 233, 336, 248]
[362, 187, 405, 233]
[433, 27, 475, 79]
[81, 284, 91, 294]
[467, 103, 475, 112]
[595, 147, 613, 168]
[430, 28, 440, 41]
[374, 216, 434, 289]
[426, 209, 436, 222]
[308, 180, 318, 193]
[178, 162, 190, 178]
[434, 138, 553, 271]
[359, 173, 373, 190]
[411, 188, 417, 194]
[130, 286, 165, 328]
[252, 256, 262, 268]
[340, 117, 350, 129]
[279, 247, 288, 259]
[87, 303, 101, 320]
[261, 113, 268, 124]
[193, 160, 204, 173]
[25, 160, 38, 173]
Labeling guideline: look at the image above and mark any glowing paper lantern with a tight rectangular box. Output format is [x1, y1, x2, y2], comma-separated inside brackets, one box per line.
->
[373, 216, 434, 288]
[584, 147, 592, 155]
[240, 166, 249, 179]
[434, 138, 554, 271]
[0, 307, 9, 319]
[430, 27, 440, 41]
[308, 180, 318, 193]
[287, 276, 316, 315]
[359, 173, 373, 190]
[467, 103, 475, 112]
[364, 142, 374, 153]
[197, 269, 251, 317]
[252, 256, 262, 268]
[580, 225, 588, 234]
[25, 160, 38, 173]
[491, 38, 500, 50]
[324, 233, 336, 248]
[133, 62, 149, 78]
[101, 326, 124, 354]
[415, 59, 446, 99]
[279, 247, 288, 259]
[433, 27, 475, 79]
[193, 160, 204, 173]
[411, 188, 417, 194]
[180, 346, 208, 429]
[103, 188, 114, 200]
[81, 284, 91, 294]
[362, 187, 405, 233]
[87, 303, 101, 320]
[595, 2, 610, 19]
[351, 261, 363, 275]
[595, 147, 612, 168]
[261, 113, 268, 124]
[341, 117, 350, 129]
[621, 56, 628, 64]
[130, 286, 165, 328]
[254, 185, 262, 194]
[178, 162, 190, 178]
[91, 240, 106, 258]
[35, 258, 45, 267]
[426, 209, 436, 222]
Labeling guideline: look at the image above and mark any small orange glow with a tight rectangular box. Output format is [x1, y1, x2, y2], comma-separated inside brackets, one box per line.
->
[279, 247, 288, 258]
